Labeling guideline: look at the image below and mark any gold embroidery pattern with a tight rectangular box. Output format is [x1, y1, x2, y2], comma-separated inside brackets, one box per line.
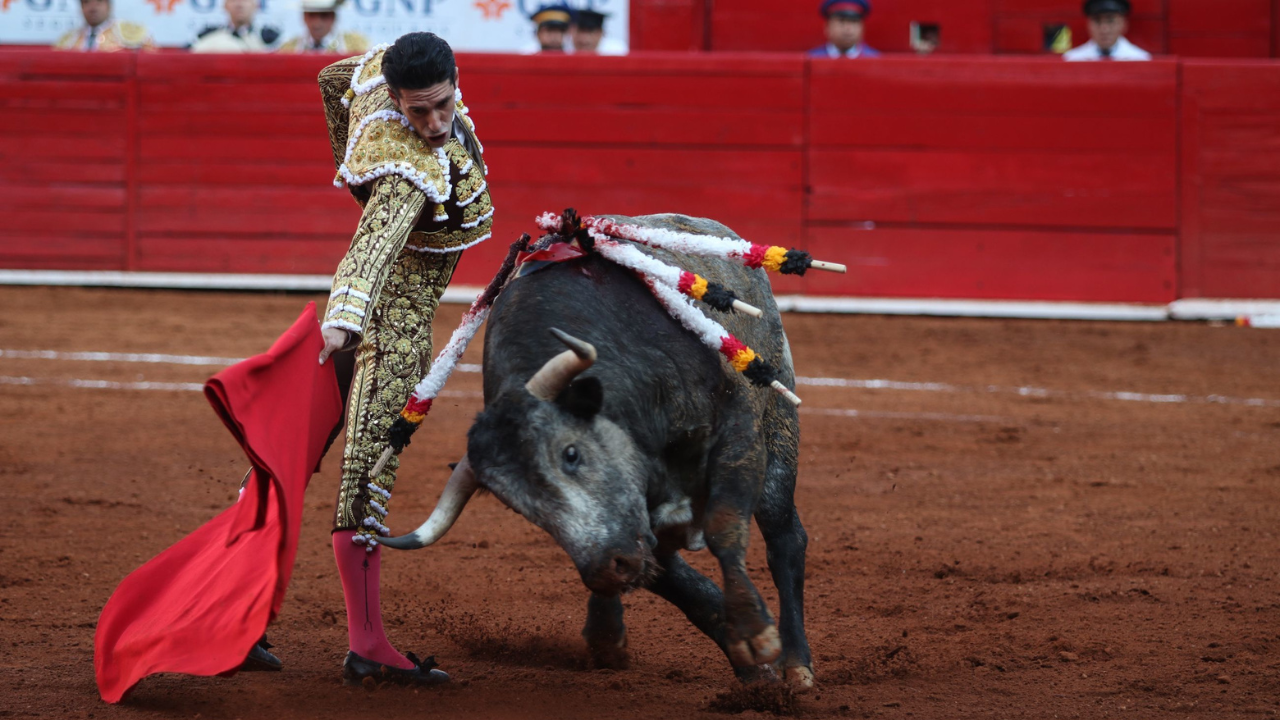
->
[334, 248, 462, 533]
[323, 177, 426, 336]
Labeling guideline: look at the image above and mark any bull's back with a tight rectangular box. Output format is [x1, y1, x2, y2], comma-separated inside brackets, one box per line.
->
[483, 213, 797, 442]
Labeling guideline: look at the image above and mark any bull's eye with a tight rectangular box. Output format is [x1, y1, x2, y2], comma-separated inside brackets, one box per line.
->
[563, 445, 580, 469]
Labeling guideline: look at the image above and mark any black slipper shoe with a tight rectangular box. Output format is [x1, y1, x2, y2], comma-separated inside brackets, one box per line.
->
[241, 636, 283, 672]
[342, 651, 450, 687]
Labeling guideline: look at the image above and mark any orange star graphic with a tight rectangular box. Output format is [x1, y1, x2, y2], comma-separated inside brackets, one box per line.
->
[474, 0, 510, 20]
[1, 0, 14, 11]
[145, 0, 182, 13]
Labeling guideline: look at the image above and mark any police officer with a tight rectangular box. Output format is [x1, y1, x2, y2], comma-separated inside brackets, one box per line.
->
[1064, 0, 1151, 61]
[54, 0, 154, 52]
[530, 3, 573, 53]
[808, 0, 880, 59]
[191, 0, 282, 53]
[570, 8, 626, 55]
[277, 0, 370, 54]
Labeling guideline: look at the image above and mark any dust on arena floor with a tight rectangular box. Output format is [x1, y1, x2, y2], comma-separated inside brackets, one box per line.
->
[1, 285, 1277, 719]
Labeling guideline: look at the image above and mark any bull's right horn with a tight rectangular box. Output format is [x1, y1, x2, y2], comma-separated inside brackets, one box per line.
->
[379, 456, 478, 550]
[525, 328, 597, 401]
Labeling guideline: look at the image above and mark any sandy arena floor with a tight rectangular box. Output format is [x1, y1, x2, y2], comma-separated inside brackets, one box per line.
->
[1, 285, 1278, 719]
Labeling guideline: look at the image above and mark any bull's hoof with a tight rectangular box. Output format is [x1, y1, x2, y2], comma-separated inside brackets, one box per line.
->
[728, 625, 782, 667]
[784, 665, 816, 692]
[734, 663, 781, 685]
[588, 633, 630, 670]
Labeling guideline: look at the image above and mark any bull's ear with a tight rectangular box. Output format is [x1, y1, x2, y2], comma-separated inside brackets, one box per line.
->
[555, 377, 603, 420]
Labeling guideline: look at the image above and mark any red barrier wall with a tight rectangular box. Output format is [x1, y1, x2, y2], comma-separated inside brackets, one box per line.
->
[630, 0, 1280, 57]
[2, 50, 1279, 302]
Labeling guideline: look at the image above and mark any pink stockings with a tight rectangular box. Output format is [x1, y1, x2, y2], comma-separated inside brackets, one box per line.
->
[332, 530, 414, 670]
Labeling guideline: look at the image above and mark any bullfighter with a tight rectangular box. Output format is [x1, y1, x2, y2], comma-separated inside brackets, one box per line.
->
[310, 30, 493, 686]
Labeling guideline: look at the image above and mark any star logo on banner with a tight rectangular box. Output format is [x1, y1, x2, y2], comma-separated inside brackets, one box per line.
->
[145, 0, 182, 13]
[474, 0, 510, 20]
[1, 0, 14, 11]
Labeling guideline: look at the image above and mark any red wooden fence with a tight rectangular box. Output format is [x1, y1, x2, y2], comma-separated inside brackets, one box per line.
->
[1, 49, 1279, 301]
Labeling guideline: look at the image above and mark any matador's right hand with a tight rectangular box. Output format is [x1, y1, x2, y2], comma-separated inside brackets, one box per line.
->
[319, 327, 351, 365]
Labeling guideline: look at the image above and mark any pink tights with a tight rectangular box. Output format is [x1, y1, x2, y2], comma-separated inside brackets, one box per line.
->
[332, 530, 414, 669]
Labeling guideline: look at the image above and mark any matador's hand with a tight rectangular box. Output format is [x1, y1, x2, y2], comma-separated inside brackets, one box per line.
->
[319, 327, 351, 365]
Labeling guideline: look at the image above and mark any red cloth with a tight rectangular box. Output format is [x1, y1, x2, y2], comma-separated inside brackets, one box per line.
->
[94, 304, 342, 704]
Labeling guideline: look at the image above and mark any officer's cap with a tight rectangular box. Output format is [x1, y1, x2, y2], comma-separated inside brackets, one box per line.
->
[531, 3, 573, 29]
[300, 0, 343, 12]
[1083, 0, 1131, 16]
[575, 9, 608, 32]
[821, 0, 870, 19]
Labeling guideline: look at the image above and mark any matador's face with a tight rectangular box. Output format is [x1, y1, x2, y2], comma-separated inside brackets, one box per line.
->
[389, 80, 457, 149]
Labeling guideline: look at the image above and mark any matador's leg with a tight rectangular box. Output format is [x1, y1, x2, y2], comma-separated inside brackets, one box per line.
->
[331, 248, 460, 674]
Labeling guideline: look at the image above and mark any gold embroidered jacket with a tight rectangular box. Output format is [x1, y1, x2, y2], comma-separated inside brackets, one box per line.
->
[318, 47, 493, 338]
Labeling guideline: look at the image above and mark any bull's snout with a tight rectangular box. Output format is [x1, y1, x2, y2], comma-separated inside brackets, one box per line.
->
[582, 542, 651, 594]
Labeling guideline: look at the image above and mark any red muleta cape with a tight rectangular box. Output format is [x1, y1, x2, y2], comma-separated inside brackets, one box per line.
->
[94, 304, 342, 703]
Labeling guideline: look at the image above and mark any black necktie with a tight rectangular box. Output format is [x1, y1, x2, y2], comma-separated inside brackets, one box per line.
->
[86, 26, 98, 50]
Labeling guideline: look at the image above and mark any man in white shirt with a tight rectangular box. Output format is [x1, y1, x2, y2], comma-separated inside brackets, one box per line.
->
[1063, 0, 1151, 61]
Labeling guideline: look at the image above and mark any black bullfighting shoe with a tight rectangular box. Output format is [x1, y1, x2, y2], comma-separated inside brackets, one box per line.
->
[240, 636, 283, 672]
[342, 651, 450, 687]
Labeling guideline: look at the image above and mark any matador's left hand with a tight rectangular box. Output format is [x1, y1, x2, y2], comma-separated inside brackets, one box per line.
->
[319, 327, 351, 365]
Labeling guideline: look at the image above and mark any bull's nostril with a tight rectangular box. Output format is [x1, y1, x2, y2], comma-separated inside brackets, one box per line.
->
[613, 555, 640, 578]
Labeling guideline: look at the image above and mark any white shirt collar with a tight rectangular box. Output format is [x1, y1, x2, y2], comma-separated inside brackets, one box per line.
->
[826, 43, 862, 58]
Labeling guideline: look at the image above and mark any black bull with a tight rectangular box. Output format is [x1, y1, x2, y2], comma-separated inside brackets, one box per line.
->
[386, 214, 813, 687]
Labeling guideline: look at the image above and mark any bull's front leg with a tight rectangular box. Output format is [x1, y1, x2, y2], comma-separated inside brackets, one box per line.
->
[704, 447, 781, 669]
[582, 593, 629, 669]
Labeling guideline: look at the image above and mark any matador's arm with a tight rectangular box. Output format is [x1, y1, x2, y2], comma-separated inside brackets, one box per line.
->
[322, 176, 427, 337]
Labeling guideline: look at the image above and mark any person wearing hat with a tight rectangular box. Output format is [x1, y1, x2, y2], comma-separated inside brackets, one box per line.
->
[808, 0, 879, 59]
[1063, 0, 1150, 61]
[530, 3, 573, 53]
[53, 0, 154, 52]
[277, 0, 370, 54]
[570, 8, 627, 55]
[190, 0, 282, 53]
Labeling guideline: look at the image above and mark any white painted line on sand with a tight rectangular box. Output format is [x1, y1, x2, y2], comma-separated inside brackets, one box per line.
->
[0, 349, 245, 366]
[0, 375, 483, 399]
[800, 408, 1009, 423]
[5, 348, 1278, 409]
[0, 375, 997, 424]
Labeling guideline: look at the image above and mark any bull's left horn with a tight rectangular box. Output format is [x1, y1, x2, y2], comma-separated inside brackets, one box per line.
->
[525, 328, 597, 401]
[379, 457, 478, 550]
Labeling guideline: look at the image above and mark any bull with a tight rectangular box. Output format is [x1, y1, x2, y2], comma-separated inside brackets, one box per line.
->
[383, 214, 814, 688]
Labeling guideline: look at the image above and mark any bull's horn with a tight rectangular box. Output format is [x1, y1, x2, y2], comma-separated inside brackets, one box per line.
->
[525, 328, 597, 401]
[379, 457, 478, 550]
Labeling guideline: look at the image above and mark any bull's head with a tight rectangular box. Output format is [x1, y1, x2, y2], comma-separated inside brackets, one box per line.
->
[383, 329, 655, 596]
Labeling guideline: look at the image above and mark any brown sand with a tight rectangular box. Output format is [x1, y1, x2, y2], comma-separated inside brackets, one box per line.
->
[1, 285, 1278, 719]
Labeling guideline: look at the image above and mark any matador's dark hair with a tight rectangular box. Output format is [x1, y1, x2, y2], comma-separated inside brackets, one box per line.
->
[383, 32, 457, 92]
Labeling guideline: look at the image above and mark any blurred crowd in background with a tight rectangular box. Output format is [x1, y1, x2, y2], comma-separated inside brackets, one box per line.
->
[51, 0, 1149, 61]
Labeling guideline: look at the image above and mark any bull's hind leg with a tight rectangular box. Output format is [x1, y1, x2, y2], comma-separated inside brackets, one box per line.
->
[757, 409, 814, 689]
[582, 593, 629, 669]
[756, 498, 813, 689]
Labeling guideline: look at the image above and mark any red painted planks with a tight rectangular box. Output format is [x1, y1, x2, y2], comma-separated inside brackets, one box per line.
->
[0, 233, 126, 271]
[809, 148, 1178, 230]
[133, 238, 349, 274]
[802, 226, 1177, 302]
[1180, 61, 1280, 297]
[629, 0, 707, 51]
[809, 58, 1178, 118]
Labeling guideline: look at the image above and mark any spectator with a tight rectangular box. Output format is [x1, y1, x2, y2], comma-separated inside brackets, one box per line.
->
[808, 0, 879, 59]
[1063, 0, 1150, 61]
[191, 0, 281, 53]
[277, 0, 369, 54]
[571, 9, 627, 55]
[530, 3, 572, 53]
[53, 0, 154, 52]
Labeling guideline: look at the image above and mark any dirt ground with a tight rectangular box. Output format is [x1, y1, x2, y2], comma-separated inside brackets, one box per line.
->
[1, 285, 1278, 720]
